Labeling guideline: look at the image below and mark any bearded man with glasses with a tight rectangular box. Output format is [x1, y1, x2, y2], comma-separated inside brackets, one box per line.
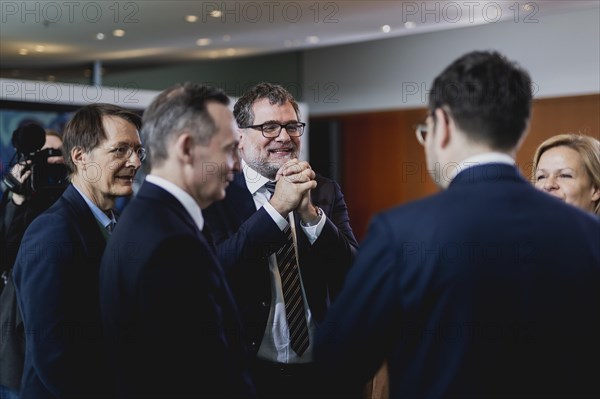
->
[204, 82, 360, 398]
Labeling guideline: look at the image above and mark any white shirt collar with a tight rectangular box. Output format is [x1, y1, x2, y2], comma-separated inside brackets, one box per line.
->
[449, 152, 515, 181]
[145, 174, 204, 231]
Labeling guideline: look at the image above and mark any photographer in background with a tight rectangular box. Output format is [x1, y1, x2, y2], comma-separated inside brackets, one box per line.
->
[0, 125, 67, 399]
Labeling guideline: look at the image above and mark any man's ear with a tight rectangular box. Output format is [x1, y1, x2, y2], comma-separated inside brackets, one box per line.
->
[237, 128, 245, 149]
[433, 108, 451, 149]
[71, 147, 86, 169]
[173, 132, 195, 164]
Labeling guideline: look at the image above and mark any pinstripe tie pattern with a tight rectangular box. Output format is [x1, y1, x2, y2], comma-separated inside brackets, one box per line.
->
[266, 181, 310, 356]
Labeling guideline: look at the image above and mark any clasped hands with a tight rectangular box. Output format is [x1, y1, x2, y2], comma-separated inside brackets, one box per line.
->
[268, 159, 319, 224]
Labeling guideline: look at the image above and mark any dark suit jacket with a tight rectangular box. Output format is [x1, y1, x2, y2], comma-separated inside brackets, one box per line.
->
[315, 164, 600, 398]
[99, 181, 255, 398]
[12, 184, 110, 398]
[203, 172, 358, 354]
[0, 185, 65, 391]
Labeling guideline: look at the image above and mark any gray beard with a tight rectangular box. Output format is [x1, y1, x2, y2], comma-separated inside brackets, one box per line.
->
[245, 159, 280, 180]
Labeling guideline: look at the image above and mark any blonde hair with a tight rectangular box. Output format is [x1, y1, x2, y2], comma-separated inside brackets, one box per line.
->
[532, 134, 600, 215]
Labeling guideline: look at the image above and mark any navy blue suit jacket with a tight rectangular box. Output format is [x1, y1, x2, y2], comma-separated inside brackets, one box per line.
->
[315, 164, 600, 398]
[204, 172, 358, 354]
[13, 184, 110, 398]
[99, 181, 255, 398]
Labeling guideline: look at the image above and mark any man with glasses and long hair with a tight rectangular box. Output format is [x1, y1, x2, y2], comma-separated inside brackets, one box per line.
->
[12, 103, 143, 398]
[204, 82, 359, 398]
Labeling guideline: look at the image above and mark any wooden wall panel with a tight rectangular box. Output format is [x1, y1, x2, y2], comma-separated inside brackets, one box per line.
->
[311, 94, 599, 241]
[517, 94, 600, 179]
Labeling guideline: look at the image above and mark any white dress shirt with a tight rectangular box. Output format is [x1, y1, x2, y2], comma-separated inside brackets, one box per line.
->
[241, 161, 325, 364]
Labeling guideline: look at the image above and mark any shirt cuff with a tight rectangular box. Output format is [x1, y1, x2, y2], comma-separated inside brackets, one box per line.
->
[300, 208, 326, 245]
[263, 201, 288, 231]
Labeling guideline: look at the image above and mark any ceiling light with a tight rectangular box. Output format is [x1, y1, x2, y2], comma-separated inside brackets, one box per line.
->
[210, 10, 222, 18]
[381, 25, 391, 33]
[18, 48, 28, 55]
[185, 15, 198, 23]
[222, 35, 231, 42]
[196, 38, 212, 46]
[209, 52, 218, 59]
[113, 29, 126, 37]
[404, 21, 416, 29]
[96, 33, 105, 40]
[225, 48, 236, 56]
[34, 45, 45, 52]
[306, 36, 320, 44]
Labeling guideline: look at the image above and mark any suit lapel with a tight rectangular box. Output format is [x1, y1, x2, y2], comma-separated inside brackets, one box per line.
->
[228, 172, 258, 224]
[63, 184, 108, 249]
[137, 181, 202, 237]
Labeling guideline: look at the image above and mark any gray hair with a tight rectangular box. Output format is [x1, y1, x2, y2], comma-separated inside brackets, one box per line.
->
[233, 82, 300, 128]
[141, 82, 229, 169]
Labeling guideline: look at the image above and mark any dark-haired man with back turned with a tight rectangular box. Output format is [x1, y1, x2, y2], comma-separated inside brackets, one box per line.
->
[315, 50, 600, 398]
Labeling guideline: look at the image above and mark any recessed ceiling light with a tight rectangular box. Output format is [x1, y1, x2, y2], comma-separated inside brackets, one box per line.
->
[225, 48, 236, 56]
[404, 21, 416, 29]
[96, 33, 105, 40]
[222, 34, 231, 42]
[18, 49, 28, 55]
[306, 36, 320, 44]
[185, 15, 198, 23]
[113, 29, 126, 37]
[209, 51, 218, 59]
[210, 10, 222, 18]
[196, 38, 212, 46]
[34, 45, 45, 52]
[381, 25, 391, 33]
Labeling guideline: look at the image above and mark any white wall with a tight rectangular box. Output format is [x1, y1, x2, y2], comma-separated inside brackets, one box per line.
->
[302, 7, 600, 116]
[0, 79, 311, 160]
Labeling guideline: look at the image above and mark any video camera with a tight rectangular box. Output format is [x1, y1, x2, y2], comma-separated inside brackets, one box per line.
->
[2, 123, 69, 197]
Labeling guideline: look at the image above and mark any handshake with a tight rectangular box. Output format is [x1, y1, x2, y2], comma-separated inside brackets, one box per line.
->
[268, 159, 321, 225]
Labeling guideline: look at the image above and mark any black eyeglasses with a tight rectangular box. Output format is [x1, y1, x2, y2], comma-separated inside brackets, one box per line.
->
[415, 124, 428, 145]
[242, 122, 306, 138]
[106, 144, 147, 162]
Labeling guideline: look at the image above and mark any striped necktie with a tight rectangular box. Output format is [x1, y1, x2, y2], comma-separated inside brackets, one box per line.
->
[265, 181, 310, 356]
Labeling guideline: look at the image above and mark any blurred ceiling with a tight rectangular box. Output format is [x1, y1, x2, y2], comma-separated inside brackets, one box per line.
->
[1, 0, 597, 75]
